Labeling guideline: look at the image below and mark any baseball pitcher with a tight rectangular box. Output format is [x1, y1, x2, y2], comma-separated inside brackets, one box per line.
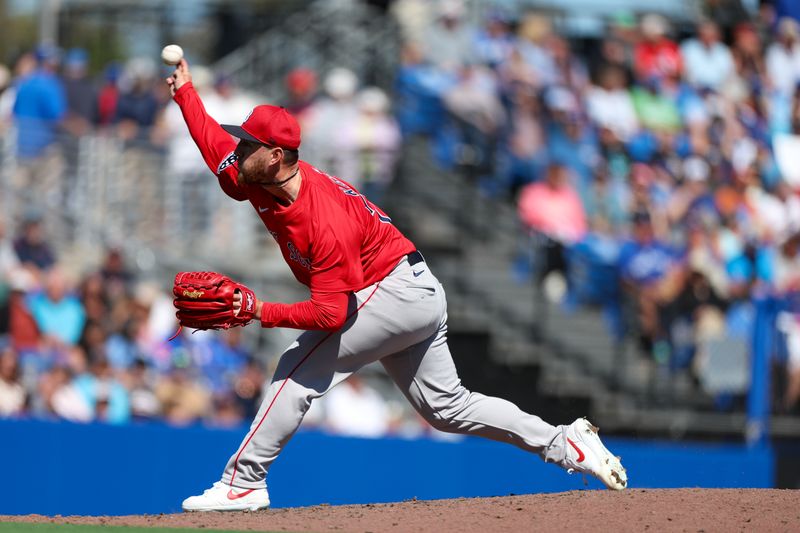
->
[166, 59, 627, 512]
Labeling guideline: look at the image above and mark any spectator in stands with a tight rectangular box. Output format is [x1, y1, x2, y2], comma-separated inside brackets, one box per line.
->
[497, 81, 546, 197]
[233, 357, 264, 420]
[765, 17, 800, 96]
[548, 34, 589, 93]
[443, 60, 505, 177]
[322, 374, 391, 437]
[27, 266, 86, 350]
[35, 364, 91, 422]
[518, 162, 587, 301]
[202, 72, 260, 127]
[729, 23, 766, 96]
[701, 0, 753, 40]
[61, 48, 97, 136]
[7, 271, 39, 363]
[115, 58, 161, 144]
[207, 393, 245, 428]
[585, 65, 640, 141]
[284, 67, 319, 120]
[681, 20, 735, 91]
[196, 327, 250, 396]
[543, 86, 601, 198]
[79, 320, 109, 368]
[667, 156, 718, 230]
[422, 0, 473, 74]
[121, 358, 160, 420]
[583, 159, 630, 234]
[472, 8, 515, 70]
[630, 76, 682, 133]
[79, 273, 109, 329]
[10, 47, 67, 218]
[0, 232, 15, 338]
[634, 14, 682, 84]
[73, 354, 131, 424]
[97, 63, 121, 127]
[0, 221, 21, 282]
[13, 215, 56, 274]
[340, 87, 401, 203]
[618, 211, 680, 354]
[772, 230, 800, 411]
[589, 15, 636, 87]
[303, 67, 361, 178]
[156, 366, 211, 426]
[0, 346, 25, 417]
[0, 63, 12, 128]
[105, 316, 144, 372]
[516, 13, 556, 88]
[99, 247, 133, 298]
[12, 45, 66, 159]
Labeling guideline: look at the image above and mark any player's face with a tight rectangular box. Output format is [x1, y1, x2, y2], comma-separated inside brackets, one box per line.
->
[235, 140, 277, 184]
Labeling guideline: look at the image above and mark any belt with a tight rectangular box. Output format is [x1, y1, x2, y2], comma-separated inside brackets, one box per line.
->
[407, 250, 424, 266]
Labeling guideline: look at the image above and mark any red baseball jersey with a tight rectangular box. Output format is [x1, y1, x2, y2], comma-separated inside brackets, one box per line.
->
[173, 83, 415, 331]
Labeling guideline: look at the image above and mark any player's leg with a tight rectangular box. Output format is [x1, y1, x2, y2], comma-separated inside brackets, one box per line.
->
[184, 258, 446, 512]
[380, 269, 627, 490]
[380, 318, 567, 462]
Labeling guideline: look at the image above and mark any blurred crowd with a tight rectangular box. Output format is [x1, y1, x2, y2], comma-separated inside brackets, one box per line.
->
[390, 0, 800, 411]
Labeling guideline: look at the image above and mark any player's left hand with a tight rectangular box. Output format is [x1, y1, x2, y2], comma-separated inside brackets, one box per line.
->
[172, 271, 257, 330]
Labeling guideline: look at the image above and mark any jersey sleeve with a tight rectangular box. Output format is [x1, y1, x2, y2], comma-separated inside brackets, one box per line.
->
[172, 82, 248, 201]
[259, 292, 349, 331]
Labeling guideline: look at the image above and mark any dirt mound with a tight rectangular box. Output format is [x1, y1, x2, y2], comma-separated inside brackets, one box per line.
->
[2, 489, 798, 532]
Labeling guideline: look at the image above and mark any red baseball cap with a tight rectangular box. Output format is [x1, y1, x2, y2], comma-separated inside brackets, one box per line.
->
[221, 105, 301, 150]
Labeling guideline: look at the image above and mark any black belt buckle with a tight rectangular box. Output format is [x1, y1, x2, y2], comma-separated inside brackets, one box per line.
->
[407, 250, 424, 266]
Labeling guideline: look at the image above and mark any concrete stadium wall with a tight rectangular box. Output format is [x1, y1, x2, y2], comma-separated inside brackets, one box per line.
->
[0, 419, 774, 516]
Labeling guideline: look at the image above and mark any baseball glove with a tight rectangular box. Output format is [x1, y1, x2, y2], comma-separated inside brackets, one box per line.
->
[172, 271, 257, 330]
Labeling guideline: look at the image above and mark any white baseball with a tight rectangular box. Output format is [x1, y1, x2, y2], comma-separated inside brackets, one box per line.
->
[161, 44, 184, 66]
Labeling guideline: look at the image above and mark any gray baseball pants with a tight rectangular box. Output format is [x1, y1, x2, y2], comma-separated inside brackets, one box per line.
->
[221, 255, 568, 489]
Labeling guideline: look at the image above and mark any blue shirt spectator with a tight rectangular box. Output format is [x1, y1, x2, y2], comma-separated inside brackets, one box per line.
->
[27, 268, 86, 346]
[12, 47, 66, 158]
[196, 330, 250, 395]
[73, 360, 131, 425]
[618, 213, 677, 285]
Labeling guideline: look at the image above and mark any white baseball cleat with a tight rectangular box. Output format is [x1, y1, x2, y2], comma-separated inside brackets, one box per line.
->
[561, 417, 628, 490]
[182, 481, 270, 512]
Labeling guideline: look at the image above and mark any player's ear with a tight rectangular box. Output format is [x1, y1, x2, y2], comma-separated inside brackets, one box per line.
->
[272, 147, 284, 165]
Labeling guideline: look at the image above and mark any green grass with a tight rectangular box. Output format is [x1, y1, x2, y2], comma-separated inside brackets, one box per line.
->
[0, 524, 280, 533]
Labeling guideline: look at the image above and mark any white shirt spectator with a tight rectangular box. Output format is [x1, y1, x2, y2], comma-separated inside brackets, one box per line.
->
[422, 1, 474, 73]
[323, 376, 390, 438]
[337, 88, 402, 193]
[51, 381, 93, 422]
[585, 86, 639, 141]
[0, 221, 21, 278]
[766, 19, 800, 96]
[0, 348, 25, 417]
[681, 39, 734, 90]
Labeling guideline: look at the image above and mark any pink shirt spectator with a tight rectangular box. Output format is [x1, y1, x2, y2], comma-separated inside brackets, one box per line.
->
[518, 166, 587, 244]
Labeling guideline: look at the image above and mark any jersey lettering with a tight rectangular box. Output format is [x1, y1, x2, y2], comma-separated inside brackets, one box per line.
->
[318, 169, 392, 224]
[287, 241, 312, 270]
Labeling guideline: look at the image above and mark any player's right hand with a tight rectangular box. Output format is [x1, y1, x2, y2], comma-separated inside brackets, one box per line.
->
[166, 58, 192, 97]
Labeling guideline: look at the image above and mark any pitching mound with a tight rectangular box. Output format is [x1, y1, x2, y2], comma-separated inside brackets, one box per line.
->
[3, 489, 798, 532]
